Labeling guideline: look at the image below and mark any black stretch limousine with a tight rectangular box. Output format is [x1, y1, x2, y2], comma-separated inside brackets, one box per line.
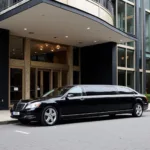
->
[11, 85, 149, 126]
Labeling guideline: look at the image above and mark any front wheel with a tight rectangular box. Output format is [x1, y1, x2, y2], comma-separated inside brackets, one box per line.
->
[41, 106, 58, 126]
[132, 103, 143, 117]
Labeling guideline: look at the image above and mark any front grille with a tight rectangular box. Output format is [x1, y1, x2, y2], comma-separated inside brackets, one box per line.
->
[15, 103, 26, 111]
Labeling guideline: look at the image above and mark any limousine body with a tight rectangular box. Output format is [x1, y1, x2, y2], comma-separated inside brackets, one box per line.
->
[10, 85, 149, 126]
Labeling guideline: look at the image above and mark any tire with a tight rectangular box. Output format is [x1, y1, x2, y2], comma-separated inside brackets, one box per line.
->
[132, 103, 143, 117]
[41, 106, 58, 126]
[18, 119, 30, 125]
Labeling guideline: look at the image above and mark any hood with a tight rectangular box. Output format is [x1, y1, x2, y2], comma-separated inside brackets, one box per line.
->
[20, 96, 62, 104]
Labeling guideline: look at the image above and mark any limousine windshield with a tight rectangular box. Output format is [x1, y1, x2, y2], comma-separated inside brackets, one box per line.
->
[42, 86, 73, 98]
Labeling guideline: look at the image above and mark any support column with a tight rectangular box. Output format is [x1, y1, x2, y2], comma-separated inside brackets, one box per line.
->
[24, 38, 31, 99]
[135, 0, 140, 92]
[0, 29, 9, 110]
[142, 0, 146, 93]
[112, 42, 117, 85]
[67, 46, 73, 85]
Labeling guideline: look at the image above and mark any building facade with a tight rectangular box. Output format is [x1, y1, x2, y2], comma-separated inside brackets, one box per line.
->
[0, 0, 146, 110]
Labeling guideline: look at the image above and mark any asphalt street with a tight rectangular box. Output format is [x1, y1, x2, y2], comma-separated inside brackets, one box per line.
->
[0, 112, 150, 150]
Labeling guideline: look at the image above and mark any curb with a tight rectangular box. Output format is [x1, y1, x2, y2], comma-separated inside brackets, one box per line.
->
[0, 120, 18, 125]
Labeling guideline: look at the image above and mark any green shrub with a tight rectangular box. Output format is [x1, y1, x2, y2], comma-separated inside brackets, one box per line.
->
[145, 94, 150, 103]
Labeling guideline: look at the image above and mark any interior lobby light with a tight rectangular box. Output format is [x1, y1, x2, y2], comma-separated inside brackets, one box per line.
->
[51, 49, 54, 52]
[24, 28, 27, 31]
[56, 45, 60, 49]
[45, 43, 49, 47]
[65, 36, 68, 38]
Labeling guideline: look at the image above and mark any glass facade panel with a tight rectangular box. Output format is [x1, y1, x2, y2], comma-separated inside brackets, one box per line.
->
[127, 42, 134, 47]
[10, 36, 24, 60]
[127, 4, 134, 34]
[118, 1, 125, 32]
[30, 68, 36, 99]
[118, 47, 126, 67]
[146, 12, 150, 53]
[145, 0, 150, 10]
[118, 70, 126, 86]
[139, 72, 143, 93]
[73, 71, 80, 84]
[146, 53, 150, 70]
[31, 40, 67, 64]
[127, 71, 134, 89]
[127, 49, 134, 68]
[146, 73, 150, 94]
[73, 47, 80, 66]
[10, 68, 22, 104]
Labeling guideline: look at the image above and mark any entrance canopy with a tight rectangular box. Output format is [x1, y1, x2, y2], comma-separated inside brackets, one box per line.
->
[0, 1, 136, 47]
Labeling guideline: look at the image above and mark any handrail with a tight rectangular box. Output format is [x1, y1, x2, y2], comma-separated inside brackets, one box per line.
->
[91, 0, 114, 16]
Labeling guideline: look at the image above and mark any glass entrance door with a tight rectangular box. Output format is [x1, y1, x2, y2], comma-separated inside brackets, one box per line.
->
[10, 68, 23, 105]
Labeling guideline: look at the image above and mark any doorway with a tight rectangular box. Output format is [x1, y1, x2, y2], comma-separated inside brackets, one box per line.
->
[30, 68, 66, 99]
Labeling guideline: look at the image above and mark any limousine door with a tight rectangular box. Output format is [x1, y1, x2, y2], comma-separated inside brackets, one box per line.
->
[60, 86, 86, 115]
[83, 86, 119, 113]
[116, 87, 135, 110]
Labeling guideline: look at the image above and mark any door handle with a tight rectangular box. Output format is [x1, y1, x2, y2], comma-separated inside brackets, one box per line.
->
[80, 97, 84, 101]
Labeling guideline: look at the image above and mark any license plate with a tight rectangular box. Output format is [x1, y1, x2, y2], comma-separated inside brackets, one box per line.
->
[13, 112, 20, 116]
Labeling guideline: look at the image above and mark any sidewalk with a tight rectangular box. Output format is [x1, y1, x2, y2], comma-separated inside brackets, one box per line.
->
[0, 110, 17, 125]
[0, 106, 150, 125]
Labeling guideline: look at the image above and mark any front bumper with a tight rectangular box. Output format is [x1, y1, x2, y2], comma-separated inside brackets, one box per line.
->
[10, 108, 42, 121]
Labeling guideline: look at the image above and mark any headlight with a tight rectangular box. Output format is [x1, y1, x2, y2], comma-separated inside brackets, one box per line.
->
[26, 102, 41, 109]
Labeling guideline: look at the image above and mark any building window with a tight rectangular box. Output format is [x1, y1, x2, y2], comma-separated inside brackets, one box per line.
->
[146, 12, 150, 53]
[73, 47, 80, 66]
[9, 36, 24, 60]
[145, 0, 150, 10]
[146, 73, 150, 94]
[127, 71, 134, 89]
[31, 40, 67, 64]
[139, 72, 143, 93]
[127, 49, 134, 68]
[118, 1, 125, 32]
[73, 71, 80, 84]
[127, 4, 134, 34]
[118, 47, 126, 67]
[127, 42, 134, 47]
[146, 53, 150, 70]
[118, 70, 126, 86]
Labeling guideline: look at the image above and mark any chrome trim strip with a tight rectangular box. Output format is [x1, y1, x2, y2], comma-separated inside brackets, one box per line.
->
[62, 109, 133, 117]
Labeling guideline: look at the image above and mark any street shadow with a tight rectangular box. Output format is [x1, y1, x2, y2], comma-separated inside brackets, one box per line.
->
[14, 113, 146, 127]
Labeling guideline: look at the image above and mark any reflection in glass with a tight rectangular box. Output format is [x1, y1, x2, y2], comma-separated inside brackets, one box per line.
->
[118, 1, 125, 32]
[146, 73, 150, 93]
[62, 71, 68, 86]
[30, 68, 36, 99]
[73, 71, 80, 84]
[53, 72, 59, 88]
[127, 49, 134, 68]
[146, 53, 150, 70]
[43, 71, 50, 94]
[127, 71, 134, 89]
[10, 36, 24, 60]
[127, 4, 134, 34]
[118, 70, 126, 86]
[145, 0, 150, 10]
[10, 68, 22, 104]
[146, 12, 150, 53]
[118, 47, 126, 67]
[139, 72, 142, 93]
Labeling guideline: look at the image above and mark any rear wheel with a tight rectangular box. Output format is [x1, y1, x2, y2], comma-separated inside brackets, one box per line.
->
[18, 119, 30, 125]
[132, 103, 143, 117]
[41, 106, 58, 126]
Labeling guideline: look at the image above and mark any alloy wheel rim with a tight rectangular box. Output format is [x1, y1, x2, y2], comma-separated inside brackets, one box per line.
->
[135, 104, 142, 116]
[44, 108, 57, 125]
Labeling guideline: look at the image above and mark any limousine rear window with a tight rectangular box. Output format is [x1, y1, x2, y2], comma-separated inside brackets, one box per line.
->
[83, 86, 117, 96]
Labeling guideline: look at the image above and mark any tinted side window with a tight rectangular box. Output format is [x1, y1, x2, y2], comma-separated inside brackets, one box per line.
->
[84, 86, 117, 96]
[117, 86, 134, 94]
[68, 86, 82, 97]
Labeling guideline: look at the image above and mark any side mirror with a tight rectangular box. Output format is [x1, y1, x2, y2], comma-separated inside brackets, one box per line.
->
[66, 93, 73, 99]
